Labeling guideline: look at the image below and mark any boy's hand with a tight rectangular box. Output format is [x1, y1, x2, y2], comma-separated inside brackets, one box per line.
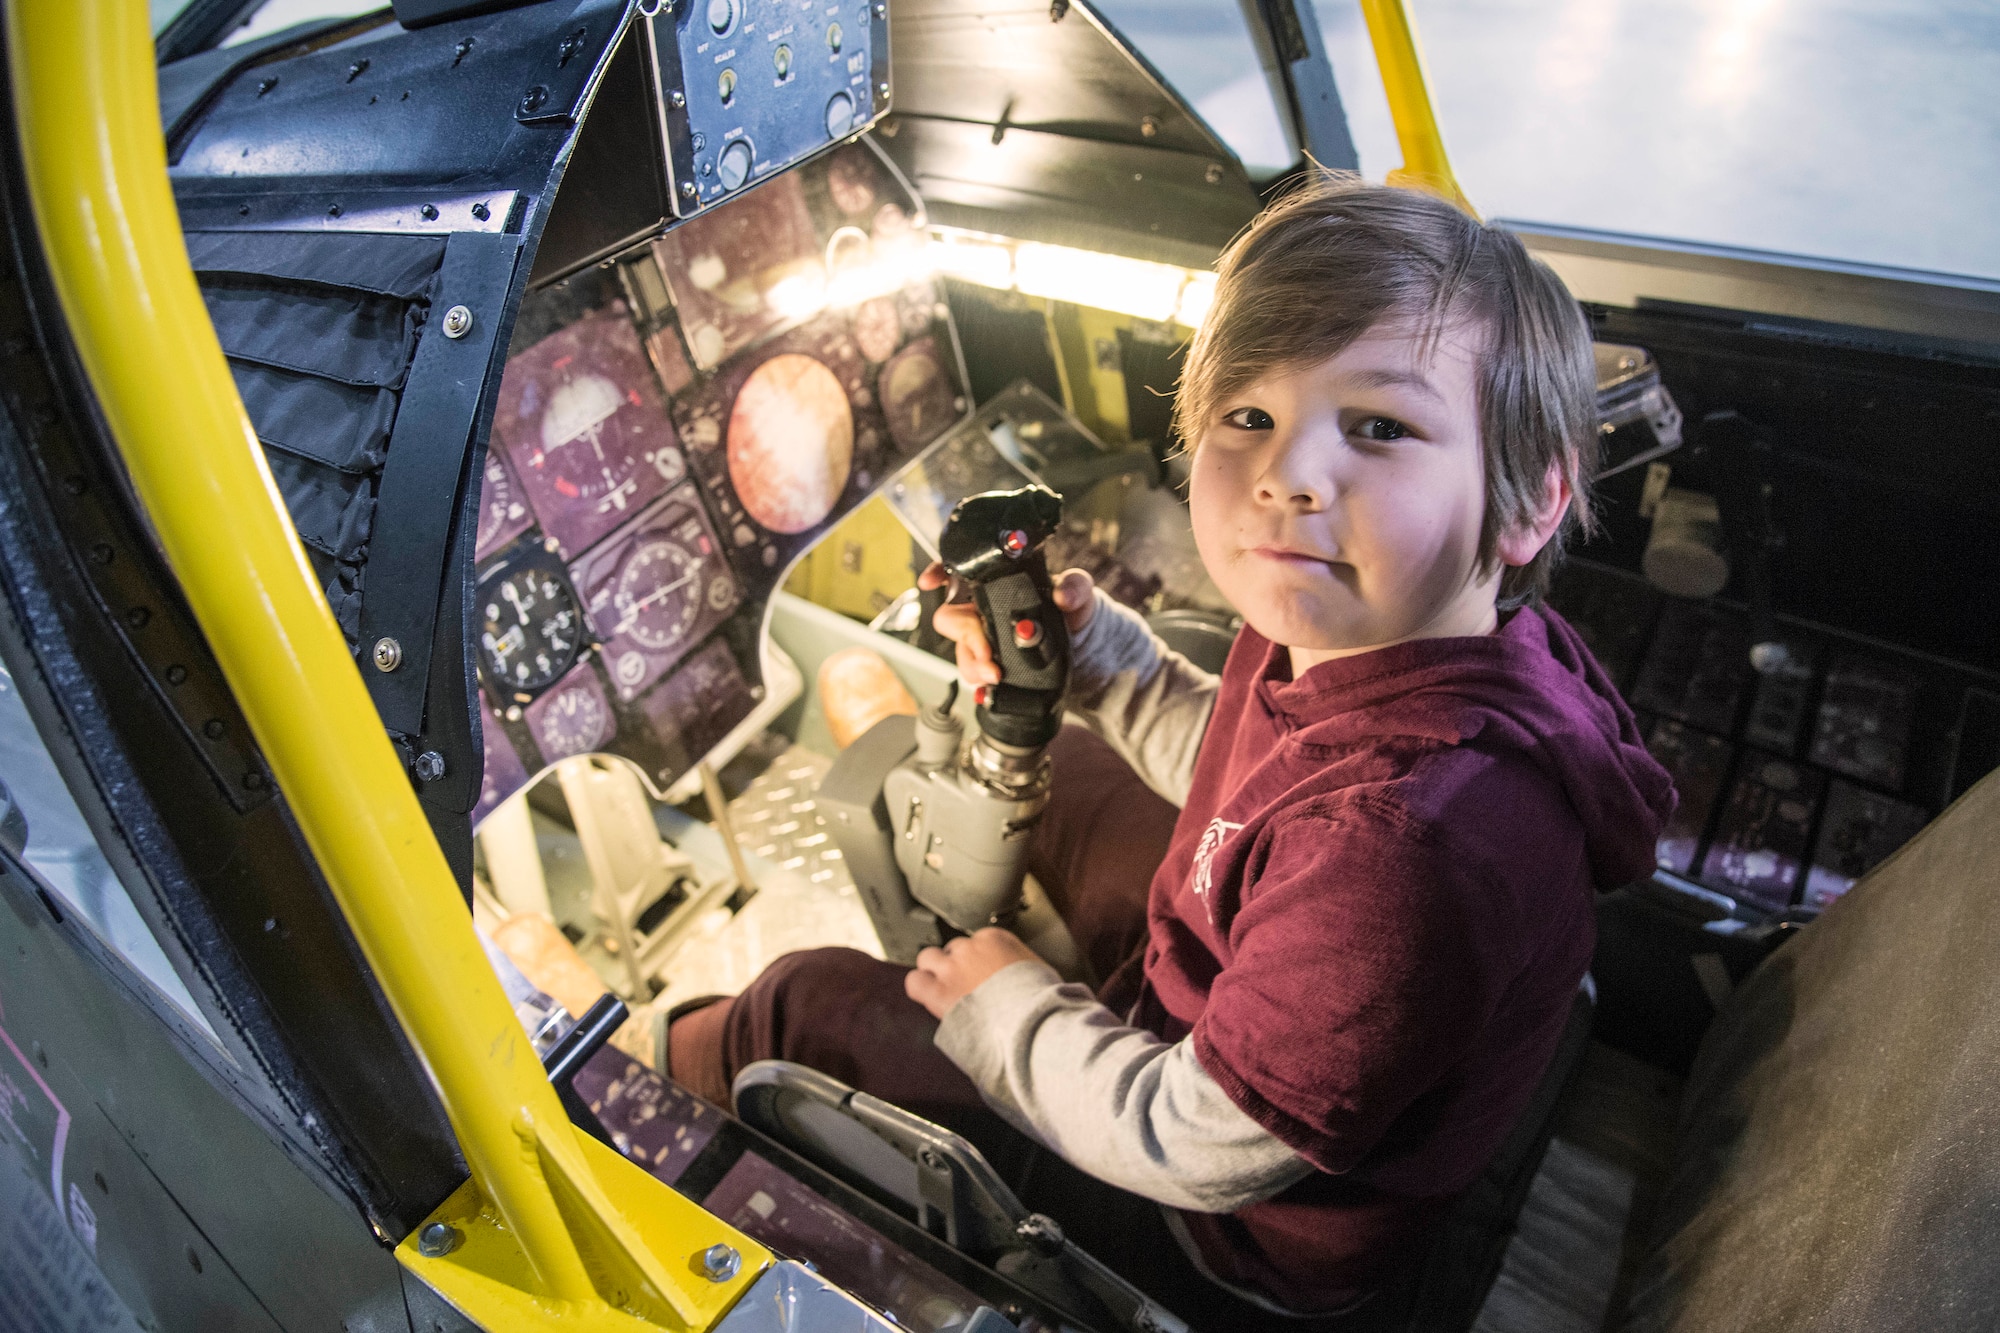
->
[917, 562, 1096, 688]
[905, 927, 1043, 1019]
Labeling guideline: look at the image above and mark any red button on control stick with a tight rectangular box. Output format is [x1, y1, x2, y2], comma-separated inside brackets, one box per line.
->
[1012, 617, 1043, 648]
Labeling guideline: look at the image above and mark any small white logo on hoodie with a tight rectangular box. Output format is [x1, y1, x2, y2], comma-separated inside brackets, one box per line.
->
[1190, 818, 1244, 917]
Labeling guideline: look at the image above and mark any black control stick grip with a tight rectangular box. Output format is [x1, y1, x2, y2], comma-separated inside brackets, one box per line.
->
[938, 487, 1070, 749]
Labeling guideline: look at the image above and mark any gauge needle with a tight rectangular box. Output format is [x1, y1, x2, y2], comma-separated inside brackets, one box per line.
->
[618, 569, 698, 628]
[502, 581, 530, 625]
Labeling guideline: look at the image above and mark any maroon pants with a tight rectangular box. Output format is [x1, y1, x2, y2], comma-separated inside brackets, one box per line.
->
[669, 725, 1174, 1122]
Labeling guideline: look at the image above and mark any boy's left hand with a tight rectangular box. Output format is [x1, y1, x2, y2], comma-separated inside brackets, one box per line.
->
[905, 927, 1043, 1019]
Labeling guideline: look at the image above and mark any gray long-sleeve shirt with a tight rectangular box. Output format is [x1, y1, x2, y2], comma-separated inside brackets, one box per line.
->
[932, 593, 1313, 1212]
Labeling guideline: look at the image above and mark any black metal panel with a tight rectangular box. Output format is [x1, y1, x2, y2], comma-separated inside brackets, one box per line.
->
[1, 49, 466, 1239]
[157, 13, 379, 137]
[1579, 299, 2000, 673]
[529, 23, 670, 283]
[878, 0, 1263, 265]
[167, 0, 630, 237]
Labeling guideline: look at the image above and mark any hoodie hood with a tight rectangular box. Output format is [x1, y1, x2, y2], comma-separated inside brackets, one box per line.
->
[1255, 603, 1676, 888]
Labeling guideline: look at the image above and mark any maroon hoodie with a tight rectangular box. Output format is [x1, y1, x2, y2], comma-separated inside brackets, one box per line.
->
[1118, 603, 1674, 1310]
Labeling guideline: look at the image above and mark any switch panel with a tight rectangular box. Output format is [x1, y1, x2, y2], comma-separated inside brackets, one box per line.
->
[646, 0, 891, 218]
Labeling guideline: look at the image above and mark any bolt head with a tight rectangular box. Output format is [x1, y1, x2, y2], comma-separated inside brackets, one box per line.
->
[700, 1243, 741, 1282]
[670, 89, 686, 109]
[416, 1222, 461, 1257]
[680, 180, 699, 198]
[372, 637, 404, 671]
[441, 306, 473, 339]
[413, 751, 447, 783]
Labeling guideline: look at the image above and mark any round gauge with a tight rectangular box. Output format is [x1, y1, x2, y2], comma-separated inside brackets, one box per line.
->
[475, 450, 530, 557]
[478, 557, 582, 695]
[727, 353, 854, 534]
[535, 681, 611, 758]
[609, 534, 703, 652]
[532, 373, 642, 513]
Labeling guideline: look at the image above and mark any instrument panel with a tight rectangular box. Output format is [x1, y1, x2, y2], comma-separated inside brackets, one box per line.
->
[647, 0, 891, 218]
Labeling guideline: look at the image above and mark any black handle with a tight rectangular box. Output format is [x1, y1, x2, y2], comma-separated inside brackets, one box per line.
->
[543, 992, 628, 1150]
[938, 487, 1070, 749]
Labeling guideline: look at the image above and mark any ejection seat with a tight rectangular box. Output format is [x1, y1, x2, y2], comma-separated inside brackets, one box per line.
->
[736, 768, 2000, 1332]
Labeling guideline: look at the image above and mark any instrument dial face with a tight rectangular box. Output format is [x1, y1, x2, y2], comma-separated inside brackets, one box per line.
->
[475, 448, 534, 561]
[574, 484, 740, 702]
[477, 554, 583, 697]
[530, 673, 613, 760]
[612, 534, 702, 652]
[494, 309, 685, 559]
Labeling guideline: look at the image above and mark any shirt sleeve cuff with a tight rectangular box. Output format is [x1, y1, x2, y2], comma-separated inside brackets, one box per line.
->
[1065, 590, 1160, 694]
[933, 958, 1065, 1089]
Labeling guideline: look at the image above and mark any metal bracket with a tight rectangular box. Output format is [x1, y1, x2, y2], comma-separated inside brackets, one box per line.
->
[1237, 0, 1360, 172]
[357, 231, 522, 736]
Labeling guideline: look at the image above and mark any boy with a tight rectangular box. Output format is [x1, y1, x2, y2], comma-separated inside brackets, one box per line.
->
[670, 175, 1674, 1325]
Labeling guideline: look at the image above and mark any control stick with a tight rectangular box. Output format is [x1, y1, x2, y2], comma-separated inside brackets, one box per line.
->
[818, 486, 1071, 962]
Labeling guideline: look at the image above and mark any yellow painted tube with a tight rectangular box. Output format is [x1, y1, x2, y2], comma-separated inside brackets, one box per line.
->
[5, 0, 602, 1305]
[1356, 0, 1477, 217]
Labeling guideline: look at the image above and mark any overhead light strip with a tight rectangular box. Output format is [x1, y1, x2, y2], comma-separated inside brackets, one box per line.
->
[926, 226, 1215, 330]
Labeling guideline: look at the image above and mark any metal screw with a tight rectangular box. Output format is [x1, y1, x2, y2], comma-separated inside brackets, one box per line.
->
[413, 751, 447, 782]
[327, 203, 342, 217]
[441, 306, 474, 340]
[879, 81, 890, 99]
[471, 201, 491, 221]
[243, 770, 266, 791]
[874, 2, 885, 16]
[519, 84, 550, 116]
[1205, 162, 1224, 184]
[700, 1243, 741, 1282]
[453, 38, 475, 65]
[203, 718, 225, 739]
[165, 664, 187, 686]
[420, 203, 439, 220]
[557, 30, 586, 66]
[680, 181, 698, 199]
[256, 76, 278, 96]
[1015, 1212, 1066, 1255]
[372, 637, 403, 671]
[346, 59, 369, 83]
[1140, 115, 1158, 138]
[125, 606, 150, 629]
[417, 1222, 461, 1257]
[669, 89, 686, 109]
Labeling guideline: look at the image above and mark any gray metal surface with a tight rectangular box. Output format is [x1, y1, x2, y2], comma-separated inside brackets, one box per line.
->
[879, 0, 1265, 268]
[711, 1260, 911, 1332]
[0, 832, 411, 1331]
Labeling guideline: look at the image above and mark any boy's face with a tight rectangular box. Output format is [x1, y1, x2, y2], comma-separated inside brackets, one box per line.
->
[1188, 319, 1512, 666]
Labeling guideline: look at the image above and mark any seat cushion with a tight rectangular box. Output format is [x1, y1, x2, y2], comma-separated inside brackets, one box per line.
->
[1621, 769, 2000, 1332]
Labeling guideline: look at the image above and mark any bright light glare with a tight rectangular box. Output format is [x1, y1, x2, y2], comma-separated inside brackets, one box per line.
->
[1013, 244, 1186, 323]
[1175, 271, 1218, 330]
[764, 269, 829, 321]
[926, 235, 1013, 289]
[926, 227, 1213, 329]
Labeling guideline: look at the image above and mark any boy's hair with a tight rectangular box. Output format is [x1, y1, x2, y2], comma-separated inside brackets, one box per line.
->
[1174, 172, 1599, 604]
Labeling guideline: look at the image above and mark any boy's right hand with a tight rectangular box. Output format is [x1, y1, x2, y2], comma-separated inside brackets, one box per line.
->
[917, 562, 1095, 688]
